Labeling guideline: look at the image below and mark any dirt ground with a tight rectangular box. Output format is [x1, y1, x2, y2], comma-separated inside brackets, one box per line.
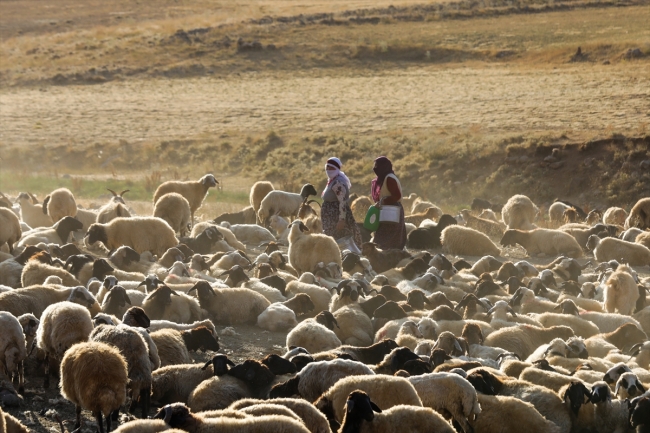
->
[1, 63, 648, 148]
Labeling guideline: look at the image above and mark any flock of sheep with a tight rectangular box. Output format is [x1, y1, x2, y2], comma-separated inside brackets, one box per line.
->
[0, 174, 649, 433]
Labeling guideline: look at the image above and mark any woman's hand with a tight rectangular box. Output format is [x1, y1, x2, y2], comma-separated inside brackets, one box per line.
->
[336, 220, 346, 231]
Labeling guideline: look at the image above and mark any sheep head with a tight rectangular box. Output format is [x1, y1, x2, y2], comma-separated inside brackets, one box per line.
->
[202, 354, 235, 376]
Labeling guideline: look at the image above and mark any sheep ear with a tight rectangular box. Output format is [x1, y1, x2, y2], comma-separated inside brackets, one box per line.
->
[614, 382, 621, 396]
[346, 400, 355, 413]
[123, 292, 132, 305]
[201, 360, 212, 370]
[206, 230, 213, 239]
[454, 340, 463, 353]
[370, 400, 382, 413]
[227, 358, 236, 366]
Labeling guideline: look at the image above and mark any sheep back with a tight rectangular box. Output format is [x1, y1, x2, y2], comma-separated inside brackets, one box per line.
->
[441, 225, 501, 257]
[0, 209, 21, 253]
[471, 394, 561, 433]
[60, 341, 128, 417]
[153, 193, 191, 236]
[88, 217, 179, 257]
[37, 301, 93, 361]
[0, 312, 26, 376]
[501, 194, 538, 230]
[625, 197, 650, 229]
[593, 237, 650, 266]
[187, 375, 250, 412]
[250, 181, 275, 221]
[286, 319, 341, 353]
[44, 188, 77, 222]
[288, 232, 341, 275]
[150, 329, 192, 367]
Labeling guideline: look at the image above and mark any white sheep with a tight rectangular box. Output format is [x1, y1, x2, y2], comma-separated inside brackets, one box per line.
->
[229, 398, 331, 433]
[586, 235, 650, 266]
[153, 193, 192, 236]
[0, 312, 26, 393]
[186, 281, 270, 325]
[142, 285, 202, 324]
[288, 220, 341, 275]
[257, 184, 318, 226]
[0, 284, 101, 319]
[286, 280, 333, 316]
[60, 341, 129, 433]
[604, 264, 639, 315]
[549, 201, 574, 226]
[625, 197, 650, 229]
[17, 216, 84, 247]
[257, 303, 298, 331]
[333, 304, 374, 346]
[250, 181, 275, 225]
[500, 228, 583, 258]
[603, 207, 628, 226]
[153, 174, 219, 227]
[21, 254, 81, 287]
[286, 314, 341, 353]
[190, 222, 246, 251]
[269, 214, 291, 244]
[337, 390, 454, 433]
[471, 394, 561, 433]
[14, 192, 53, 228]
[440, 225, 501, 257]
[96, 201, 131, 224]
[36, 301, 94, 388]
[42, 187, 77, 222]
[220, 221, 276, 244]
[0, 208, 21, 254]
[615, 372, 646, 399]
[501, 194, 538, 230]
[636, 231, 650, 249]
[86, 217, 179, 256]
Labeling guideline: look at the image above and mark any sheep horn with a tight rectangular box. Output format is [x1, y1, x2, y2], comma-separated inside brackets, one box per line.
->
[119, 190, 130, 196]
[28, 192, 39, 204]
[201, 359, 213, 370]
[306, 199, 321, 208]
[628, 343, 644, 357]
[163, 405, 173, 424]
[454, 339, 463, 353]
[506, 305, 517, 317]
[107, 188, 118, 196]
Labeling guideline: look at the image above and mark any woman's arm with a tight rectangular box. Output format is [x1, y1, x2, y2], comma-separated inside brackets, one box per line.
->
[381, 177, 402, 205]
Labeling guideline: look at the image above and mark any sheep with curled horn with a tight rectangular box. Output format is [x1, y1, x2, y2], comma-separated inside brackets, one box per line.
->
[106, 188, 130, 204]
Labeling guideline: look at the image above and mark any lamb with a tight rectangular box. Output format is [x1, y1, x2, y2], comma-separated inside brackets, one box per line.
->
[90, 324, 153, 418]
[154, 403, 311, 432]
[17, 215, 84, 247]
[625, 197, 650, 230]
[483, 324, 574, 360]
[36, 301, 94, 388]
[404, 207, 443, 227]
[459, 209, 506, 237]
[257, 184, 318, 226]
[0, 284, 100, 318]
[42, 187, 77, 222]
[153, 193, 192, 236]
[60, 341, 129, 433]
[603, 207, 628, 226]
[336, 390, 454, 433]
[500, 228, 583, 258]
[187, 280, 270, 325]
[153, 174, 219, 227]
[220, 221, 276, 244]
[604, 264, 639, 315]
[549, 201, 575, 226]
[440, 225, 501, 256]
[229, 398, 331, 433]
[142, 285, 202, 324]
[285, 311, 342, 353]
[86, 217, 179, 257]
[361, 242, 412, 274]
[151, 354, 235, 405]
[313, 374, 422, 424]
[288, 220, 341, 275]
[0, 208, 21, 254]
[212, 206, 257, 225]
[501, 194, 538, 230]
[150, 326, 219, 366]
[586, 234, 650, 266]
[250, 181, 275, 225]
[407, 372, 481, 433]
[270, 358, 374, 402]
[14, 192, 53, 228]
[0, 312, 26, 394]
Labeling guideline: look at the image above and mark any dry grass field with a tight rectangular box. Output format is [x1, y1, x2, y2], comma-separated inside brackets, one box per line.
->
[0, 1, 649, 430]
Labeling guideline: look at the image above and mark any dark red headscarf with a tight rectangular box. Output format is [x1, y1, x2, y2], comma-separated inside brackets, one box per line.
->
[371, 156, 394, 202]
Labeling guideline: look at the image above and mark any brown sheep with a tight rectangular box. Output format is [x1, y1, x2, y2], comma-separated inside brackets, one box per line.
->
[153, 174, 218, 228]
[250, 181, 275, 225]
[361, 242, 412, 274]
[626, 197, 650, 230]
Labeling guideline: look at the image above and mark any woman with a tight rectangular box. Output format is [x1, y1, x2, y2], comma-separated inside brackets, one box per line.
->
[371, 156, 407, 250]
[320, 157, 362, 251]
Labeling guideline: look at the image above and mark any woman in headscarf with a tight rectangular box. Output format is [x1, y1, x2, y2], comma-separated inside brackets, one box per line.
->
[320, 157, 362, 251]
[371, 156, 407, 250]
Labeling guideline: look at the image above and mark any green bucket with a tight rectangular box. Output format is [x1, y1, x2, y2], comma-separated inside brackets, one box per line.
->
[363, 205, 381, 232]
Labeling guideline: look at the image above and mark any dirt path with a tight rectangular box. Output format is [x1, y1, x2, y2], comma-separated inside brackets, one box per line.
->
[2, 64, 648, 148]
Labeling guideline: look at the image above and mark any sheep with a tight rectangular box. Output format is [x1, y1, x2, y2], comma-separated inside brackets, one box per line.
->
[36, 301, 94, 388]
[351, 196, 373, 222]
[286, 312, 342, 353]
[586, 234, 650, 266]
[411, 198, 442, 216]
[0, 209, 21, 254]
[187, 359, 276, 411]
[602, 207, 628, 226]
[361, 242, 412, 274]
[483, 324, 574, 360]
[153, 174, 218, 227]
[333, 304, 374, 346]
[629, 341, 650, 370]
[17, 215, 84, 247]
[404, 207, 443, 227]
[250, 181, 275, 224]
[625, 197, 650, 229]
[20, 251, 80, 287]
[257, 184, 318, 226]
[614, 371, 646, 399]
[151, 326, 219, 367]
[86, 217, 179, 257]
[501, 194, 538, 230]
[288, 220, 341, 275]
[151, 354, 234, 405]
[187, 280, 270, 325]
[560, 223, 608, 249]
[42, 187, 77, 222]
[0, 312, 26, 395]
[257, 303, 298, 331]
[153, 403, 311, 432]
[229, 398, 331, 433]
[406, 214, 458, 250]
[500, 228, 583, 258]
[604, 264, 639, 315]
[470, 394, 561, 433]
[153, 193, 192, 236]
[286, 281, 333, 317]
[90, 324, 153, 418]
[533, 312, 601, 338]
[336, 390, 454, 433]
[0, 246, 42, 288]
[14, 192, 53, 228]
[459, 209, 506, 237]
[399, 193, 419, 215]
[97, 200, 131, 224]
[212, 206, 257, 225]
[407, 372, 480, 433]
[0, 284, 100, 318]
[142, 285, 202, 324]
[60, 341, 129, 433]
[190, 222, 246, 251]
[440, 225, 501, 256]
[313, 374, 422, 424]
[220, 221, 276, 244]
[242, 278, 287, 303]
[636, 231, 650, 249]
[549, 201, 575, 226]
[112, 420, 174, 433]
